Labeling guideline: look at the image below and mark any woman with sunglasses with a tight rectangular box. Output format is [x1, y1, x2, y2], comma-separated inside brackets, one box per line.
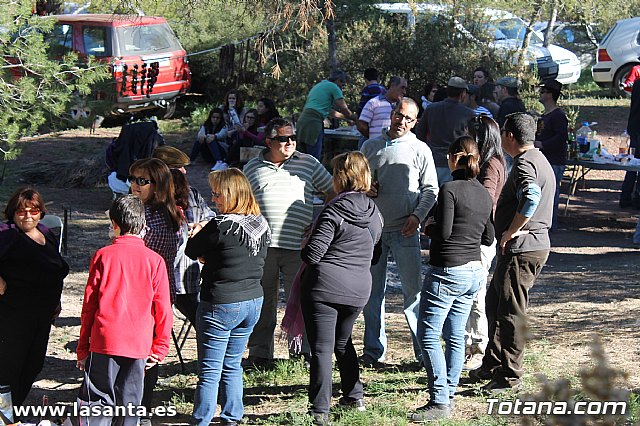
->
[128, 158, 181, 423]
[0, 187, 69, 416]
[412, 136, 494, 421]
[186, 168, 270, 426]
[462, 115, 507, 370]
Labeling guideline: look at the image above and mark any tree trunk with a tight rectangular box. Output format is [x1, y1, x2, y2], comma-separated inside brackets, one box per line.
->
[326, 18, 338, 72]
[543, 2, 558, 48]
[517, 1, 544, 72]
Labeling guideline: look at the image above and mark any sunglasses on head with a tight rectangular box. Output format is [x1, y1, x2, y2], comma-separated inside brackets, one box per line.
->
[270, 135, 296, 143]
[128, 176, 155, 186]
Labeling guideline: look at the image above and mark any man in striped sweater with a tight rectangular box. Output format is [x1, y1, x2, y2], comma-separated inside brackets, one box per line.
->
[243, 117, 333, 368]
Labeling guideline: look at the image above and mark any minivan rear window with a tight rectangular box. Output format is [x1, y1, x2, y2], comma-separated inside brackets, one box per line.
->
[116, 23, 181, 55]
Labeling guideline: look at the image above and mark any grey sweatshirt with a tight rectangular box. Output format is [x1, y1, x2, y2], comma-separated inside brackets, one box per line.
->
[361, 130, 439, 232]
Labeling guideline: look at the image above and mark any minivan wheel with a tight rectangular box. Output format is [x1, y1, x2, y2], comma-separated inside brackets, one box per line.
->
[613, 64, 636, 98]
[161, 101, 177, 119]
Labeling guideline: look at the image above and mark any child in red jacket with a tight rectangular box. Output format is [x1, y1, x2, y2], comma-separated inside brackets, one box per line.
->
[76, 195, 172, 426]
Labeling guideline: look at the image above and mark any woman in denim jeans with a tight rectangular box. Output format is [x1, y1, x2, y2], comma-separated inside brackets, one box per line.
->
[186, 168, 271, 426]
[411, 136, 494, 422]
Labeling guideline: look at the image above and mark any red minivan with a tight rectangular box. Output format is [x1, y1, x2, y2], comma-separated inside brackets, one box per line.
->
[47, 14, 191, 118]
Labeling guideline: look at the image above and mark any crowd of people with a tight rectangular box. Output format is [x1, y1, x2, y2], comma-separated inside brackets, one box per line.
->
[2, 64, 602, 426]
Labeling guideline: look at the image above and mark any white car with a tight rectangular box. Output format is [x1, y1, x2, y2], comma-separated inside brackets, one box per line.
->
[591, 16, 640, 97]
[488, 14, 581, 84]
[543, 43, 582, 84]
[374, 4, 578, 82]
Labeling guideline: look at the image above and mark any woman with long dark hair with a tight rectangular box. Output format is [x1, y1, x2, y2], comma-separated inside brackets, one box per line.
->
[256, 98, 280, 129]
[412, 136, 494, 421]
[221, 89, 248, 142]
[227, 108, 264, 167]
[153, 145, 216, 325]
[128, 158, 181, 423]
[462, 115, 507, 370]
[191, 107, 228, 164]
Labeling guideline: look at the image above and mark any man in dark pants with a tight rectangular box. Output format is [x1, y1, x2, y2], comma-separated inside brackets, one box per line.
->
[469, 113, 555, 394]
[620, 82, 640, 209]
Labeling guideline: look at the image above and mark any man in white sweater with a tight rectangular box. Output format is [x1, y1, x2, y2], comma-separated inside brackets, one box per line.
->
[360, 98, 439, 366]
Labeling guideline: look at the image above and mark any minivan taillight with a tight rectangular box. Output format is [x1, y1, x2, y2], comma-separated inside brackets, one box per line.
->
[598, 49, 612, 62]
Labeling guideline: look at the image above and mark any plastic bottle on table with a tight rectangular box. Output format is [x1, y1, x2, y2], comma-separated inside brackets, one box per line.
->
[620, 131, 630, 155]
[576, 122, 592, 154]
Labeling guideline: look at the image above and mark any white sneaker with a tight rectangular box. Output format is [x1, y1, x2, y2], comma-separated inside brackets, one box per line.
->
[463, 353, 484, 371]
[211, 161, 229, 171]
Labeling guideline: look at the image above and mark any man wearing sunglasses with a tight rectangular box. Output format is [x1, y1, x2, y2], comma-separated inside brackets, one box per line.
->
[243, 118, 333, 368]
[533, 79, 567, 232]
[360, 98, 439, 368]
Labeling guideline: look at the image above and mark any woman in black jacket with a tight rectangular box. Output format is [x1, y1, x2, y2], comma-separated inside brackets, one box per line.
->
[185, 168, 270, 426]
[0, 188, 68, 413]
[300, 151, 383, 425]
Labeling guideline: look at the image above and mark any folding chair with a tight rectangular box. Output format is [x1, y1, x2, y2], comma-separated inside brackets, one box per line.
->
[40, 214, 64, 253]
[172, 305, 193, 374]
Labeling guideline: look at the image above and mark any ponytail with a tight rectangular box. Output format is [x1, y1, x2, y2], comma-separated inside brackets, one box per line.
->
[449, 136, 480, 179]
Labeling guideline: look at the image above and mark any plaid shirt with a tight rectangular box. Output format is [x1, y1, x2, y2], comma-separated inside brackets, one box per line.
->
[144, 207, 180, 303]
[174, 187, 215, 295]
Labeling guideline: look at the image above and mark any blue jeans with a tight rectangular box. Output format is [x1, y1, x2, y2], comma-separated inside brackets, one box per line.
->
[418, 261, 485, 405]
[363, 231, 422, 362]
[192, 297, 263, 425]
[551, 165, 565, 231]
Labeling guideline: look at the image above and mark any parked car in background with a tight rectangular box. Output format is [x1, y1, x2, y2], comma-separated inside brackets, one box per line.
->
[592, 16, 640, 97]
[374, 3, 562, 82]
[486, 13, 581, 84]
[46, 14, 191, 118]
[534, 21, 600, 70]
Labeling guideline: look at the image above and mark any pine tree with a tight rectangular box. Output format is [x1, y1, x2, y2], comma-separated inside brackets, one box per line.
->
[0, 0, 108, 160]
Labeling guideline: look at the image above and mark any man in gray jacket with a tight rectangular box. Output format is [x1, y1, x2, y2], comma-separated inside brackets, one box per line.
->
[414, 77, 475, 185]
[360, 98, 439, 366]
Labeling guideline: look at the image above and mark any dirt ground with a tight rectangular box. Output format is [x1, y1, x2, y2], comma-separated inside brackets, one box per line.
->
[2, 103, 640, 424]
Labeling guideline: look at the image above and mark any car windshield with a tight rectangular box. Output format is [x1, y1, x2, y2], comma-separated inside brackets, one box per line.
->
[116, 23, 181, 55]
[490, 18, 543, 45]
